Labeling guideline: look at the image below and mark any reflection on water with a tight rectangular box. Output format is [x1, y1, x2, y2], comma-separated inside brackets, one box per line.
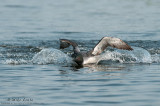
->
[84, 64, 125, 72]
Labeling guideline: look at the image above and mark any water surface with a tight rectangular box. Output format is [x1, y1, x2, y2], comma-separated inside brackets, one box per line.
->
[0, 0, 160, 106]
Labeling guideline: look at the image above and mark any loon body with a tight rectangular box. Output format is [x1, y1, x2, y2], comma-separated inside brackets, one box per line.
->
[60, 37, 133, 66]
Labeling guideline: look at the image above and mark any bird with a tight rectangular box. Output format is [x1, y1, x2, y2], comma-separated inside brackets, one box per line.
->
[60, 37, 133, 66]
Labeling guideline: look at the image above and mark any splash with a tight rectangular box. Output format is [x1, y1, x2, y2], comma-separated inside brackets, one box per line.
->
[0, 46, 159, 65]
[31, 48, 73, 65]
[99, 47, 152, 64]
[2, 59, 28, 65]
[151, 54, 160, 63]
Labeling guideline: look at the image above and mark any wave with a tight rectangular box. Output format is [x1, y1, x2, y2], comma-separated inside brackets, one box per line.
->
[1, 47, 160, 65]
[1, 48, 74, 65]
[31, 48, 74, 65]
[0, 40, 160, 65]
[99, 47, 152, 64]
[30, 47, 160, 65]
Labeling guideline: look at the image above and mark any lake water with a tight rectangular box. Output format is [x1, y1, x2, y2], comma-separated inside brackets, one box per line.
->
[0, 0, 160, 106]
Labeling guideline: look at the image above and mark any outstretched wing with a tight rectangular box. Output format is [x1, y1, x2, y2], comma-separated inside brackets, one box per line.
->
[91, 37, 133, 55]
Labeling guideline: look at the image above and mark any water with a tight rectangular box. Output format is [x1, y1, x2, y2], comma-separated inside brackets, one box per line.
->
[0, 0, 160, 106]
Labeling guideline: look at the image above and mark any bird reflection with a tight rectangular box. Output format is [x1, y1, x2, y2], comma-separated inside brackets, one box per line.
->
[59, 63, 126, 75]
[84, 64, 125, 73]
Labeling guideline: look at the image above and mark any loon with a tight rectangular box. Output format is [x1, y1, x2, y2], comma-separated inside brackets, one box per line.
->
[60, 37, 133, 66]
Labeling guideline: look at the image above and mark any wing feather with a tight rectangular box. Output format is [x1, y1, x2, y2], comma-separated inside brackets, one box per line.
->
[91, 37, 133, 55]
